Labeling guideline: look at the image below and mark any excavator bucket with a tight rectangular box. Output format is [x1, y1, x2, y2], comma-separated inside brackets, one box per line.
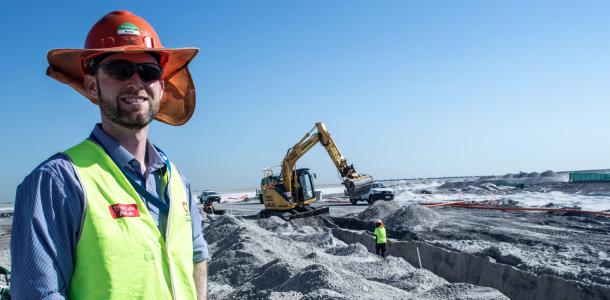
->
[345, 175, 374, 197]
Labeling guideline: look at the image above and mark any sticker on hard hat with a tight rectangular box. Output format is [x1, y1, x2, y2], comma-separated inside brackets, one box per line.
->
[117, 22, 141, 36]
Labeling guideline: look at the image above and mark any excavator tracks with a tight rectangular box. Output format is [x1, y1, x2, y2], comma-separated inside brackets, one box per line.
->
[258, 206, 330, 221]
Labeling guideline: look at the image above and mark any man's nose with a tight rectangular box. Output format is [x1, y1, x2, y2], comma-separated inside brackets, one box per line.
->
[124, 70, 145, 89]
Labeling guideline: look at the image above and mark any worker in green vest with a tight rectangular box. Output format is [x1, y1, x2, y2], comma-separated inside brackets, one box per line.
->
[12, 11, 208, 299]
[374, 219, 387, 258]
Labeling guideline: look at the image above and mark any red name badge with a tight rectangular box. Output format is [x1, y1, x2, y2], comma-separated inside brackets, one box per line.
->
[108, 204, 140, 219]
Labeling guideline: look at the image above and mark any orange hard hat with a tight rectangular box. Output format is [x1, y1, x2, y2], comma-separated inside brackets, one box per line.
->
[47, 10, 199, 126]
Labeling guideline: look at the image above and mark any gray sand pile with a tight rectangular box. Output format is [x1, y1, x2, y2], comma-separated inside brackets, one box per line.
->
[204, 215, 507, 299]
[357, 200, 401, 221]
[385, 205, 444, 231]
[514, 172, 528, 178]
[358, 201, 444, 231]
[434, 169, 571, 195]
[424, 208, 610, 288]
[387, 180, 443, 197]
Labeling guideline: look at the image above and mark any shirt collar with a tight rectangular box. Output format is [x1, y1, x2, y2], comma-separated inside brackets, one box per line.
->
[146, 140, 166, 170]
[89, 123, 166, 171]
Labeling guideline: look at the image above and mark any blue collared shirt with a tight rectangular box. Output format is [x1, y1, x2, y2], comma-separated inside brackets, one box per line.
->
[10, 124, 209, 299]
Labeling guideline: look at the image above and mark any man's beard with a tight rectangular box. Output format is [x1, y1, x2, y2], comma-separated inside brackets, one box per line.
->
[98, 82, 160, 130]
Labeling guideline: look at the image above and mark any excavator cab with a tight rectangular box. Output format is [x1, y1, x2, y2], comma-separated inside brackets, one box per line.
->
[261, 169, 315, 206]
[295, 168, 315, 202]
[260, 168, 329, 220]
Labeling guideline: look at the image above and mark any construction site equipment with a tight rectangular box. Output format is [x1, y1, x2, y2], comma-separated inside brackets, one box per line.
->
[198, 190, 221, 204]
[350, 181, 395, 205]
[260, 122, 373, 220]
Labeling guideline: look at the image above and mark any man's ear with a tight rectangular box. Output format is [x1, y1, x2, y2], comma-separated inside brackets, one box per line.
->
[84, 74, 99, 100]
[157, 79, 165, 99]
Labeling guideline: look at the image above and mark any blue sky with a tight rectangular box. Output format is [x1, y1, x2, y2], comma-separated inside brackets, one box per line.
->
[2, 1, 610, 202]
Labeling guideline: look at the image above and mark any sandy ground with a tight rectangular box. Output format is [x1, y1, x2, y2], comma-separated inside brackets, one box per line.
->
[339, 177, 610, 289]
[0, 209, 507, 299]
[210, 176, 610, 298]
[203, 214, 507, 299]
[2, 174, 609, 298]
[340, 200, 610, 288]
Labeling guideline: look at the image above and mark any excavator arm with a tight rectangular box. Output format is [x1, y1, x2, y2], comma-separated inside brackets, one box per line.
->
[281, 122, 373, 197]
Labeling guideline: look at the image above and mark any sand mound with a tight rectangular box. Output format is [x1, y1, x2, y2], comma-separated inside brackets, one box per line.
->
[527, 172, 540, 178]
[357, 202, 443, 231]
[204, 215, 507, 299]
[541, 170, 556, 177]
[385, 204, 444, 231]
[421, 283, 513, 300]
[357, 200, 401, 221]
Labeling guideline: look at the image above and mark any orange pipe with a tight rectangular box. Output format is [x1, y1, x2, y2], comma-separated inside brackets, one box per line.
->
[421, 201, 469, 207]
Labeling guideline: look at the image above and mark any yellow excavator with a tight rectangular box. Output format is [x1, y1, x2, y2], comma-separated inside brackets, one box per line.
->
[259, 122, 374, 219]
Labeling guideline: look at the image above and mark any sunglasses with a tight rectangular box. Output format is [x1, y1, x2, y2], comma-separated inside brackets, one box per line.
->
[97, 60, 163, 82]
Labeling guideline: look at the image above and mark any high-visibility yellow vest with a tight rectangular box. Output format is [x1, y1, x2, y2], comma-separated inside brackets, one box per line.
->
[64, 140, 196, 299]
[374, 226, 387, 244]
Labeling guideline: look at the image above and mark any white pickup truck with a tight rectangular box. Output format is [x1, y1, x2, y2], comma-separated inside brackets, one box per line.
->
[198, 190, 222, 204]
[350, 182, 395, 205]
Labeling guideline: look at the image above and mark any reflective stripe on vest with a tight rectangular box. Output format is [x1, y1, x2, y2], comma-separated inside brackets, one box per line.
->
[64, 140, 196, 299]
[374, 227, 387, 244]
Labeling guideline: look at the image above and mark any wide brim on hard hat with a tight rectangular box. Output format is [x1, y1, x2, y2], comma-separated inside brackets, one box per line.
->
[46, 46, 199, 126]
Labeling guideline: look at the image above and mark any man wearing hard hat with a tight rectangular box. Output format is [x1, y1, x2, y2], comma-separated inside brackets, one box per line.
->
[11, 11, 208, 299]
[374, 219, 387, 258]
